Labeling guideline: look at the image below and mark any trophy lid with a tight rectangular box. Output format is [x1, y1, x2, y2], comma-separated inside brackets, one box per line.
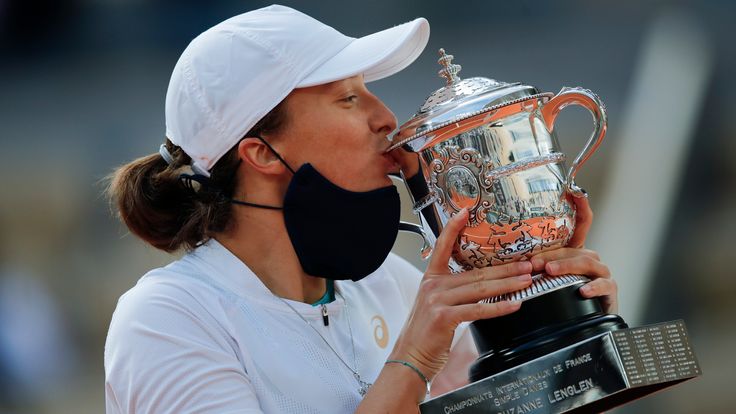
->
[392, 49, 547, 152]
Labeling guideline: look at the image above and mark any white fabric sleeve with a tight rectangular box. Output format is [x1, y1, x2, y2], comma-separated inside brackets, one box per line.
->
[104, 276, 263, 414]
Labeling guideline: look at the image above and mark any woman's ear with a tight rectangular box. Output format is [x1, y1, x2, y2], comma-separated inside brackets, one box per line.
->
[237, 137, 290, 175]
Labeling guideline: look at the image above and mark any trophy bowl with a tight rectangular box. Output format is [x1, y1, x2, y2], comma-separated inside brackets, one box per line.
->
[392, 49, 606, 270]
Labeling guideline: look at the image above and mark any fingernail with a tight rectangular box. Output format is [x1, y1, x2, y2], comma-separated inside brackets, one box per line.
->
[546, 262, 558, 273]
[507, 300, 522, 308]
[518, 261, 533, 273]
[516, 274, 532, 282]
[531, 257, 543, 269]
[580, 285, 592, 294]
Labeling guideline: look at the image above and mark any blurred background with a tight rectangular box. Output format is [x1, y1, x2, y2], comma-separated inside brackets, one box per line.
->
[0, 0, 733, 412]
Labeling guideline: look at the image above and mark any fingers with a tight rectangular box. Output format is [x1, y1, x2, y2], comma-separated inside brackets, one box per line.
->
[568, 195, 593, 248]
[434, 261, 533, 289]
[543, 254, 611, 279]
[426, 209, 469, 274]
[451, 300, 523, 323]
[442, 274, 532, 305]
[580, 278, 619, 314]
[580, 278, 617, 298]
[418, 262, 531, 307]
[529, 247, 600, 273]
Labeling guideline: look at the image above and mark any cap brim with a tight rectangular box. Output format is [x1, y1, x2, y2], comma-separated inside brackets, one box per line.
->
[297, 17, 429, 88]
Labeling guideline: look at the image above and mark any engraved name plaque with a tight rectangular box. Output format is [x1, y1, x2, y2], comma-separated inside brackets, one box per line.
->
[420, 320, 700, 414]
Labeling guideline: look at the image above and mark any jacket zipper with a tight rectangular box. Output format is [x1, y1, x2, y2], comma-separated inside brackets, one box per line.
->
[320, 304, 329, 326]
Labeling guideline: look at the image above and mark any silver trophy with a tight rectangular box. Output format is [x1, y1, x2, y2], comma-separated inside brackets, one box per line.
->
[391, 48, 604, 270]
[392, 49, 701, 413]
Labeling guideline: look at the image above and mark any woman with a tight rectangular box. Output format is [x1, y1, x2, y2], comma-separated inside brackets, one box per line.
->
[105, 5, 617, 413]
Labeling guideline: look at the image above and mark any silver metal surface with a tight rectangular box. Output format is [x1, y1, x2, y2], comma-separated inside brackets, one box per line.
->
[393, 48, 608, 271]
[485, 152, 566, 181]
[547, 87, 608, 192]
[411, 191, 440, 214]
[387, 92, 554, 153]
[437, 48, 462, 85]
[398, 221, 433, 260]
[390, 48, 542, 153]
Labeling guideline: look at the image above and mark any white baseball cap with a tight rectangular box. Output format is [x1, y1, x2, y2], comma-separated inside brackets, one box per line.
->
[164, 4, 430, 176]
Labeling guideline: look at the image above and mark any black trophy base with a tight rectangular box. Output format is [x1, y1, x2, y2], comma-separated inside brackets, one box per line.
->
[469, 281, 628, 381]
[420, 320, 701, 414]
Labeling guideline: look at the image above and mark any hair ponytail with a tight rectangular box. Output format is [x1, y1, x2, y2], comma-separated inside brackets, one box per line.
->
[106, 101, 287, 252]
[106, 142, 232, 252]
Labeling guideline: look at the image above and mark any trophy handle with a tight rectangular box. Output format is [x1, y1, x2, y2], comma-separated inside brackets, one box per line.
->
[390, 172, 434, 260]
[540, 87, 608, 197]
[398, 221, 433, 260]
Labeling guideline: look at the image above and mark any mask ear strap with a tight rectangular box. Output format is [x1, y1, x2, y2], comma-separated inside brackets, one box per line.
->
[228, 135, 291, 211]
[231, 199, 283, 210]
[252, 135, 296, 175]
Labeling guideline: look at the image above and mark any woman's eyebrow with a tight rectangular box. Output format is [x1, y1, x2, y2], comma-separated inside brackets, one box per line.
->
[325, 81, 352, 95]
[325, 76, 362, 93]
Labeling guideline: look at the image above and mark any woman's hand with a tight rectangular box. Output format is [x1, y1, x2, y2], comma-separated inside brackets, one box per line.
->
[389, 208, 534, 382]
[534, 192, 618, 314]
[530, 248, 618, 314]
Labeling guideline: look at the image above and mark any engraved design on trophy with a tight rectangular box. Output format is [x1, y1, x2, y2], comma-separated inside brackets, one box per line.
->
[428, 145, 494, 228]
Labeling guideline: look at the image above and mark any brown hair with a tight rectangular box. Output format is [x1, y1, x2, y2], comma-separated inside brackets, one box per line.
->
[107, 101, 288, 252]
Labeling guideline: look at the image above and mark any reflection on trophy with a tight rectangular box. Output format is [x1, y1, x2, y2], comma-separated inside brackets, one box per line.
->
[393, 49, 701, 413]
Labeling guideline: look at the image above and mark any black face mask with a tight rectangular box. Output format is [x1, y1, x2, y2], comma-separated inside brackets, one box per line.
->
[231, 138, 400, 281]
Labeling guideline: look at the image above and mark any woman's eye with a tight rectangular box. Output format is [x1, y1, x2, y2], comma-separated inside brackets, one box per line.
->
[342, 95, 358, 103]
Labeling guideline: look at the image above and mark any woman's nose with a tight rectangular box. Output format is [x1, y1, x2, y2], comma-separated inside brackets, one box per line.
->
[369, 95, 398, 136]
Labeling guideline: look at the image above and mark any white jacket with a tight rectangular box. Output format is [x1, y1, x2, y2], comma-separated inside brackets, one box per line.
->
[105, 239, 427, 413]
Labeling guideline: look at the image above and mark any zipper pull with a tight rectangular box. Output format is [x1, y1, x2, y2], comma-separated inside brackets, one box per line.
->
[321, 304, 329, 326]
